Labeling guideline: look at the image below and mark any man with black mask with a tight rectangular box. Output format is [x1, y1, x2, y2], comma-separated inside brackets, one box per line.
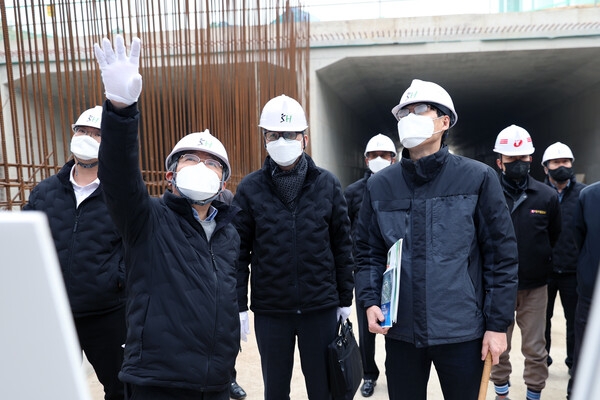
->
[491, 125, 562, 400]
[541, 142, 585, 397]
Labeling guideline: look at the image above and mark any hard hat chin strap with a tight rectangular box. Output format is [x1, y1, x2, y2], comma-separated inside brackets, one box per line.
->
[76, 160, 99, 168]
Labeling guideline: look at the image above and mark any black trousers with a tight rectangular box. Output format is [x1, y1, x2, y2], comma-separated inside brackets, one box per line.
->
[126, 384, 228, 400]
[545, 272, 577, 368]
[569, 295, 592, 396]
[75, 306, 126, 400]
[254, 308, 337, 400]
[385, 338, 483, 400]
[356, 302, 380, 381]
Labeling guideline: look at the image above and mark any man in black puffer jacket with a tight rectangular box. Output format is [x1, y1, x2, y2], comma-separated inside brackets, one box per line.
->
[94, 36, 240, 400]
[234, 94, 354, 400]
[24, 105, 126, 400]
[569, 181, 600, 399]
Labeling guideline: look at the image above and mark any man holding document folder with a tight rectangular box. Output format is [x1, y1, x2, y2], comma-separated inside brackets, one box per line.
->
[354, 79, 519, 400]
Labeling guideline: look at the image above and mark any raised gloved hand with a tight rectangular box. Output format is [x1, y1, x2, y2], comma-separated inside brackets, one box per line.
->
[336, 306, 351, 322]
[93, 34, 142, 106]
[239, 311, 250, 342]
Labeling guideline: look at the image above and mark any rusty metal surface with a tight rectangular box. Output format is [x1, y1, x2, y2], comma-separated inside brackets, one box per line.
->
[0, 0, 309, 209]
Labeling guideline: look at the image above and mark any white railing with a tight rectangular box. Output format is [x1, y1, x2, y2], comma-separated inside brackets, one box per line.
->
[301, 0, 599, 22]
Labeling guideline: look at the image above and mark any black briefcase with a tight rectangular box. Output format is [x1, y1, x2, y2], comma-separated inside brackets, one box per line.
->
[328, 317, 363, 400]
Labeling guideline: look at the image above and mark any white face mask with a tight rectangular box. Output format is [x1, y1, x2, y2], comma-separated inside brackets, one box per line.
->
[367, 156, 391, 173]
[266, 137, 303, 167]
[174, 162, 222, 203]
[70, 135, 100, 160]
[397, 113, 440, 149]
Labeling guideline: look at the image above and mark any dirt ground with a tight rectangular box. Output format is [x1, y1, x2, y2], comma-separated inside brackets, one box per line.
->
[86, 299, 571, 399]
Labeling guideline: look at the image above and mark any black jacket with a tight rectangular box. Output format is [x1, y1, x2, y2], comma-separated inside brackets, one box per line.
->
[544, 175, 586, 274]
[500, 174, 562, 290]
[23, 159, 125, 317]
[98, 101, 240, 392]
[344, 170, 371, 244]
[355, 146, 518, 347]
[574, 181, 600, 301]
[233, 154, 354, 315]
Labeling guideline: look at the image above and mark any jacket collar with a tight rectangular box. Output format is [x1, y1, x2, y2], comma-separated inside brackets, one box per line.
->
[162, 190, 239, 234]
[57, 159, 103, 198]
[544, 174, 576, 191]
[262, 153, 321, 188]
[400, 145, 449, 185]
[57, 159, 77, 185]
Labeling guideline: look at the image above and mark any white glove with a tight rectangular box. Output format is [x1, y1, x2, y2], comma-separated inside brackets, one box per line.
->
[239, 311, 250, 342]
[336, 306, 351, 322]
[93, 35, 142, 106]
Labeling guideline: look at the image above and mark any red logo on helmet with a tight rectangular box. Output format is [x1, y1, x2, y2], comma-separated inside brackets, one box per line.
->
[513, 140, 523, 147]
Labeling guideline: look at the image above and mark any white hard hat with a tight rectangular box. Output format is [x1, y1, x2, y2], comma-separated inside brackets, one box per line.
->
[258, 94, 308, 132]
[493, 125, 535, 156]
[364, 134, 397, 157]
[541, 142, 574, 165]
[391, 79, 458, 127]
[71, 105, 102, 130]
[165, 130, 231, 181]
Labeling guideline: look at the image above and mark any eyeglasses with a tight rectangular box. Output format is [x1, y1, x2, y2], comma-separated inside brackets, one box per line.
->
[395, 103, 437, 120]
[178, 154, 223, 171]
[73, 127, 101, 138]
[263, 131, 302, 142]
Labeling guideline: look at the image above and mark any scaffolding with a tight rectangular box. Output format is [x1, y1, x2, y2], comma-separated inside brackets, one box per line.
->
[0, 0, 310, 210]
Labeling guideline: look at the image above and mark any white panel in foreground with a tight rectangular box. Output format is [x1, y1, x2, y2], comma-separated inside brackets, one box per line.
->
[0, 211, 92, 400]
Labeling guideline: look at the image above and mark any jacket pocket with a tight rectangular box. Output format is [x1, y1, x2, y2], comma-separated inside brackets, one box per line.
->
[375, 199, 411, 245]
[430, 195, 477, 258]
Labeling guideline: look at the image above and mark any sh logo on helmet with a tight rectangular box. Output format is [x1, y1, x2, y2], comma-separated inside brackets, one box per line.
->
[280, 113, 292, 124]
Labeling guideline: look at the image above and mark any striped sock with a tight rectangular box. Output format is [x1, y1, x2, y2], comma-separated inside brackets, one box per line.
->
[526, 388, 541, 400]
[494, 382, 510, 397]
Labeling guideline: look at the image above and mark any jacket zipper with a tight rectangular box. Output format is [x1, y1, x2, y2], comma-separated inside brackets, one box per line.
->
[207, 243, 219, 381]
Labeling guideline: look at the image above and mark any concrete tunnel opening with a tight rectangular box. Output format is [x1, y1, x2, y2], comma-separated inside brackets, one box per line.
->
[308, 13, 600, 189]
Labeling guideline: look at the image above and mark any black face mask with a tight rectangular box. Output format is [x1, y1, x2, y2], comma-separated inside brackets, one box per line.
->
[548, 166, 573, 182]
[503, 160, 530, 181]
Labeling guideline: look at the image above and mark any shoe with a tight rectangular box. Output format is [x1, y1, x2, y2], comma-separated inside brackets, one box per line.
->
[547, 355, 553, 366]
[230, 381, 247, 399]
[360, 379, 376, 397]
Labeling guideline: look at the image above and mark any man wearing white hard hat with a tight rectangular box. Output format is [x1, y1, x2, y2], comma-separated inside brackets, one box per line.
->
[24, 105, 126, 400]
[540, 142, 585, 397]
[93, 35, 241, 400]
[354, 79, 518, 400]
[344, 133, 396, 397]
[491, 125, 562, 400]
[233, 94, 354, 399]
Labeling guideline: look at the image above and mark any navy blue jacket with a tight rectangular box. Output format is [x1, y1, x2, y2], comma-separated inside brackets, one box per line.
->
[23, 159, 125, 317]
[544, 175, 586, 274]
[355, 146, 518, 347]
[574, 181, 600, 301]
[233, 154, 354, 315]
[98, 101, 240, 392]
[500, 174, 562, 290]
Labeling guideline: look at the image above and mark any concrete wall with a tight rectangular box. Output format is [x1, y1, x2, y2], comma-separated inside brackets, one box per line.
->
[309, 53, 376, 187]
